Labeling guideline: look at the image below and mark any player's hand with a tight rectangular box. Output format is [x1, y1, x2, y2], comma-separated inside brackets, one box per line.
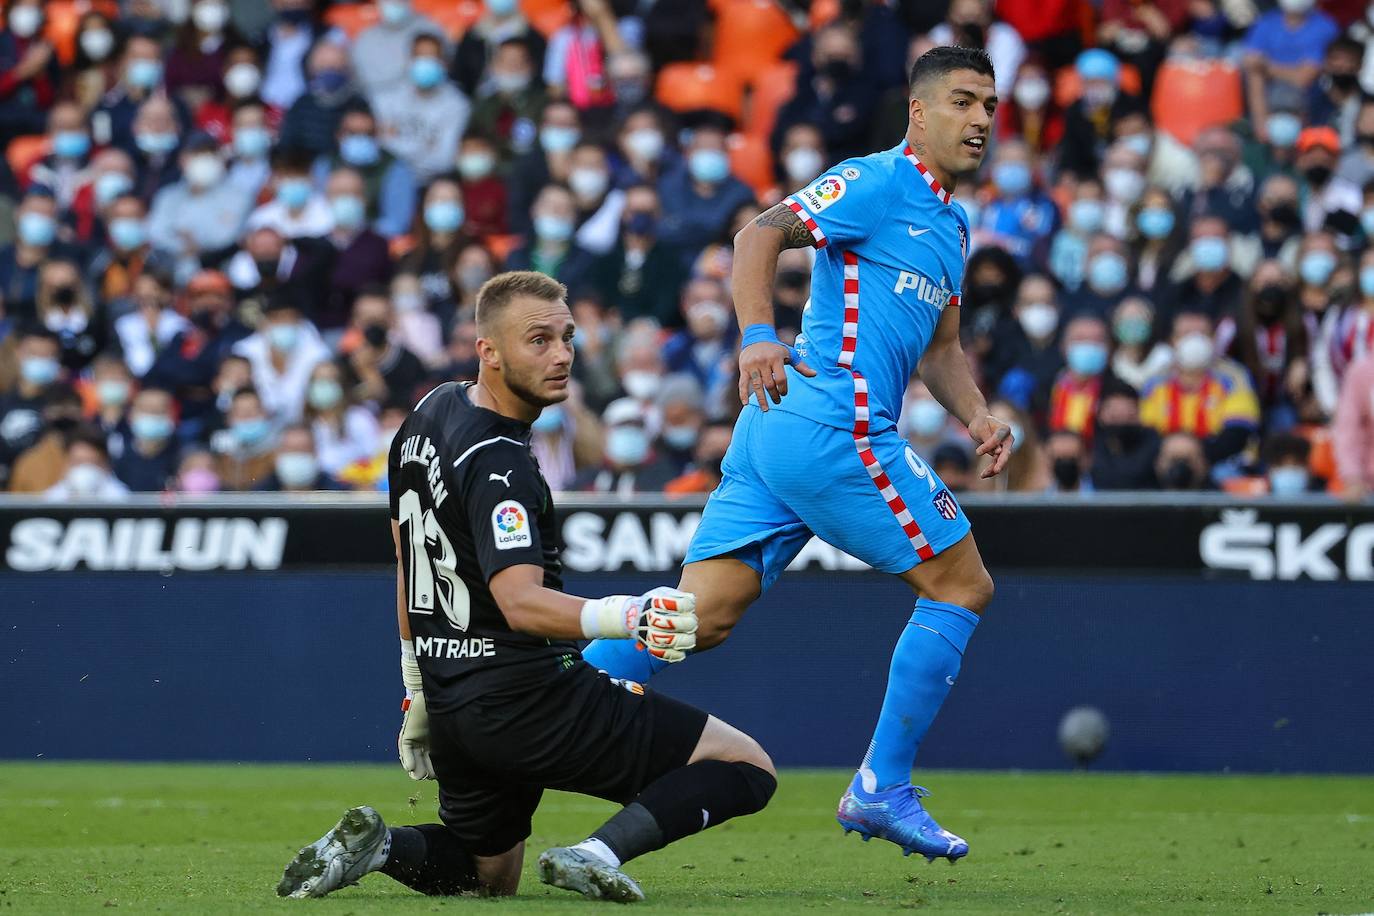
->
[738, 342, 815, 411]
[398, 690, 436, 780]
[968, 412, 1013, 479]
[630, 587, 698, 663]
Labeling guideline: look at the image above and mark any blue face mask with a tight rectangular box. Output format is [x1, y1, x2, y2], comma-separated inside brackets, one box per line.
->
[308, 378, 343, 410]
[1136, 206, 1174, 240]
[606, 426, 650, 466]
[131, 413, 174, 442]
[1268, 465, 1309, 497]
[410, 56, 445, 90]
[267, 322, 300, 352]
[994, 161, 1032, 197]
[17, 212, 56, 247]
[330, 194, 366, 229]
[95, 172, 133, 207]
[1190, 235, 1229, 272]
[127, 58, 163, 89]
[1087, 252, 1128, 294]
[907, 398, 948, 438]
[1266, 112, 1303, 148]
[540, 125, 580, 154]
[277, 178, 312, 210]
[1068, 198, 1105, 234]
[1299, 250, 1336, 287]
[233, 126, 272, 160]
[487, 0, 518, 14]
[232, 417, 272, 447]
[135, 132, 179, 156]
[1114, 315, 1152, 346]
[688, 149, 731, 185]
[52, 131, 90, 159]
[1065, 340, 1109, 376]
[20, 356, 60, 386]
[108, 217, 147, 251]
[424, 200, 465, 233]
[1360, 265, 1374, 298]
[534, 214, 573, 242]
[531, 405, 564, 433]
[339, 133, 379, 166]
[309, 69, 349, 96]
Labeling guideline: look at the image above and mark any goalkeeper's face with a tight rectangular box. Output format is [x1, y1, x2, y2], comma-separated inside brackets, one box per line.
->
[484, 295, 576, 408]
[909, 69, 997, 181]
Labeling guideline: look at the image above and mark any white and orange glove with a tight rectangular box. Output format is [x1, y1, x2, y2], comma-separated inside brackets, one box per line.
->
[398, 639, 435, 780]
[580, 587, 698, 662]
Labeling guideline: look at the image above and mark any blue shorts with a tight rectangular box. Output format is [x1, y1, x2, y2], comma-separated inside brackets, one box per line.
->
[684, 406, 971, 592]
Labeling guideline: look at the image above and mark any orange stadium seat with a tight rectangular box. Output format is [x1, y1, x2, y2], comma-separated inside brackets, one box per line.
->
[743, 60, 797, 140]
[710, 0, 799, 89]
[415, 0, 483, 39]
[655, 62, 744, 121]
[1222, 476, 1269, 496]
[523, 0, 573, 38]
[1150, 58, 1244, 147]
[728, 132, 773, 200]
[324, 3, 379, 39]
[809, 0, 840, 30]
[7, 135, 49, 178]
[484, 233, 523, 264]
[43, 1, 81, 66]
[1053, 61, 1141, 109]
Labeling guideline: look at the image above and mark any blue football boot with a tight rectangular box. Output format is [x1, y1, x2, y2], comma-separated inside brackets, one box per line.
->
[836, 773, 969, 862]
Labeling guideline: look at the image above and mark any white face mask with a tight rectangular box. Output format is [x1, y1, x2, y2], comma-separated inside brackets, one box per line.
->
[8, 5, 41, 38]
[624, 128, 664, 162]
[906, 398, 947, 438]
[569, 167, 608, 200]
[1013, 78, 1050, 110]
[65, 462, 108, 496]
[185, 154, 225, 189]
[224, 62, 262, 99]
[606, 426, 650, 466]
[1017, 302, 1059, 340]
[784, 147, 824, 184]
[80, 28, 115, 61]
[192, 2, 229, 33]
[1278, 0, 1314, 12]
[1104, 168, 1145, 204]
[1174, 332, 1214, 370]
[622, 370, 661, 401]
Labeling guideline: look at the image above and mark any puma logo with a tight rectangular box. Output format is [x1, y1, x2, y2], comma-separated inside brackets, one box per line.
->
[489, 470, 513, 487]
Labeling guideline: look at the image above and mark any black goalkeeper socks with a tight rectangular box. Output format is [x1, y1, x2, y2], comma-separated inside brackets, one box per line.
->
[592, 760, 776, 864]
[381, 825, 479, 896]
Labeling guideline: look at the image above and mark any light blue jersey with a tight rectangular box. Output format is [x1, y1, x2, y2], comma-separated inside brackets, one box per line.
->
[776, 140, 969, 435]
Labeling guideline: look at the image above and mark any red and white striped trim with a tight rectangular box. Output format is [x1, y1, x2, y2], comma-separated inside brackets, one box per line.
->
[902, 144, 952, 205]
[840, 251, 936, 562]
[782, 196, 828, 248]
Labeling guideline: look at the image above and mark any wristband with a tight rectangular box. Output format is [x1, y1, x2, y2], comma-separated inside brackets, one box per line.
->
[580, 596, 635, 639]
[400, 638, 423, 696]
[741, 323, 802, 365]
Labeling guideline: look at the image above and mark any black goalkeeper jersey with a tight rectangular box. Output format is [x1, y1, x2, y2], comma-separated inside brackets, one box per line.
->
[388, 381, 577, 713]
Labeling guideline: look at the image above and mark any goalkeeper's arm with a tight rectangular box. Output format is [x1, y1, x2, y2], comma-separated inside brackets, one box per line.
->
[392, 520, 434, 780]
[490, 564, 697, 662]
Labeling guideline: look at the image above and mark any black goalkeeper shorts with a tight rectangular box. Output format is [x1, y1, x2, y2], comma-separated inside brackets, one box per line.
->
[427, 661, 709, 856]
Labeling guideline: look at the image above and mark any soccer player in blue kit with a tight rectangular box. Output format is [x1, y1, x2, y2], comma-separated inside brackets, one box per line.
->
[583, 46, 1013, 862]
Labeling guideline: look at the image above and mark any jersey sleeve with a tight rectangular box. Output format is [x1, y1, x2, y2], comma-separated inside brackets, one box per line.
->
[781, 159, 892, 248]
[449, 440, 546, 583]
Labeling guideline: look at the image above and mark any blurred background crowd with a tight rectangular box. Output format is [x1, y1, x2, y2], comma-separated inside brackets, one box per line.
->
[0, 0, 1372, 501]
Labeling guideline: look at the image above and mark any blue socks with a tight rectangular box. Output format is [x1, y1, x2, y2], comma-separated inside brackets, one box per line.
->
[581, 638, 673, 683]
[859, 599, 979, 793]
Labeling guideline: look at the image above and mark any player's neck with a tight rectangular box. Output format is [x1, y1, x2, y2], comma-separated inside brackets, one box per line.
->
[905, 130, 957, 195]
[471, 373, 539, 424]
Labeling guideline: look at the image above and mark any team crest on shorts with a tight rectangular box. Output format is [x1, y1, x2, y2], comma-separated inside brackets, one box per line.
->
[932, 489, 959, 521]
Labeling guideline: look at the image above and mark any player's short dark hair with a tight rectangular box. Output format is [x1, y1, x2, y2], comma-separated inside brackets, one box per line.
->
[909, 46, 995, 98]
[476, 271, 567, 335]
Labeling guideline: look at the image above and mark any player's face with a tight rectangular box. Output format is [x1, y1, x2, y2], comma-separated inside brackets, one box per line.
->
[910, 69, 997, 179]
[492, 296, 576, 408]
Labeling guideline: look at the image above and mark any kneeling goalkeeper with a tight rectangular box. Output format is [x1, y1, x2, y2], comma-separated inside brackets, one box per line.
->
[277, 272, 775, 903]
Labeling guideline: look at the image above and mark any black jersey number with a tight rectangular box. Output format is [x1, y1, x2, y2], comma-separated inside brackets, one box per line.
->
[398, 489, 470, 631]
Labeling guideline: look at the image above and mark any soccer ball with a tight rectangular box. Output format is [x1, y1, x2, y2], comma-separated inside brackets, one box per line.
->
[1058, 706, 1109, 767]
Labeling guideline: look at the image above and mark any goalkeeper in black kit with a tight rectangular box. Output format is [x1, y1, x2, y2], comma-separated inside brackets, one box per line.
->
[277, 271, 776, 903]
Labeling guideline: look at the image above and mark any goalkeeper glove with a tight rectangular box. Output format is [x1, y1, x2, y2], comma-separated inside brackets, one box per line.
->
[398, 639, 435, 781]
[580, 587, 698, 662]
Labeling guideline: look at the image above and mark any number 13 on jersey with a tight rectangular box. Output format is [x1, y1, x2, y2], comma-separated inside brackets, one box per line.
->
[397, 488, 470, 631]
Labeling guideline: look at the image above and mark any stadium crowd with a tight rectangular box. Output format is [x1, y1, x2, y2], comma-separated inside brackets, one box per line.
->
[0, 0, 1372, 501]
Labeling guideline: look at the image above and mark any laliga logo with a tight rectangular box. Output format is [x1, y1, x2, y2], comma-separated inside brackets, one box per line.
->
[1199, 508, 1374, 580]
[496, 506, 524, 533]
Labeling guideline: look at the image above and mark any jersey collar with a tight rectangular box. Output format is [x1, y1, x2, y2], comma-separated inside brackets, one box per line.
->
[902, 143, 953, 205]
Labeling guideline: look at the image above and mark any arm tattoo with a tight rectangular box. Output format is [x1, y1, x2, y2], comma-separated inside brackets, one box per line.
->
[754, 203, 817, 250]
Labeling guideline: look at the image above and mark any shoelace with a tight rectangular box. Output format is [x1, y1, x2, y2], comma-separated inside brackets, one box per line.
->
[912, 786, 931, 800]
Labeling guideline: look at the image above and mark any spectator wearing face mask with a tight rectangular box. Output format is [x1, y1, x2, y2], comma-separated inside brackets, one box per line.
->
[248, 148, 334, 239]
[1228, 262, 1305, 416]
[1293, 127, 1362, 234]
[212, 386, 277, 490]
[1044, 176, 1104, 293]
[1096, 0, 1187, 100]
[1091, 383, 1161, 490]
[1310, 245, 1374, 416]
[0, 191, 66, 320]
[311, 101, 416, 240]
[43, 425, 130, 502]
[773, 23, 876, 163]
[656, 123, 755, 264]
[990, 274, 1064, 407]
[111, 387, 180, 491]
[614, 320, 667, 412]
[543, 0, 625, 114]
[389, 274, 445, 369]
[566, 142, 624, 256]
[89, 195, 155, 305]
[397, 178, 471, 311]
[664, 419, 733, 496]
[1157, 215, 1245, 329]
[1044, 430, 1091, 493]
[233, 295, 330, 421]
[454, 0, 546, 97]
[1336, 98, 1374, 189]
[336, 290, 428, 407]
[173, 448, 221, 494]
[352, 0, 446, 100]
[613, 107, 674, 189]
[196, 46, 269, 145]
[1109, 296, 1172, 392]
[455, 134, 508, 240]
[507, 100, 583, 235]
[260, 1, 329, 112]
[1067, 234, 1138, 321]
[373, 33, 470, 183]
[1098, 140, 1149, 240]
[1129, 186, 1184, 295]
[0, 0, 62, 138]
[144, 270, 250, 433]
[505, 184, 594, 296]
[652, 374, 706, 473]
[980, 139, 1059, 266]
[112, 269, 186, 380]
[73, 148, 137, 248]
[1253, 173, 1304, 262]
[0, 329, 65, 485]
[528, 385, 604, 492]
[573, 397, 680, 495]
[308, 169, 393, 338]
[166, 0, 239, 99]
[94, 35, 182, 157]
[589, 184, 686, 327]
[1057, 49, 1143, 179]
[85, 354, 134, 445]
[1140, 311, 1261, 477]
[68, 11, 121, 114]
[37, 259, 105, 374]
[775, 124, 827, 196]
[999, 59, 1065, 156]
[148, 132, 253, 284]
[468, 37, 546, 161]
[224, 224, 330, 323]
[1261, 433, 1319, 496]
[898, 380, 967, 460]
[663, 278, 736, 393]
[279, 41, 361, 159]
[128, 95, 192, 204]
[1155, 431, 1211, 491]
[1181, 127, 1259, 235]
[1241, 0, 1339, 141]
[1048, 314, 1113, 447]
[256, 421, 344, 491]
[26, 103, 95, 215]
[1333, 350, 1374, 502]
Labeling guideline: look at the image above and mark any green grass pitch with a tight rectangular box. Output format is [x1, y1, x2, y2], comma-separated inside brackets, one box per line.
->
[2, 764, 1372, 914]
